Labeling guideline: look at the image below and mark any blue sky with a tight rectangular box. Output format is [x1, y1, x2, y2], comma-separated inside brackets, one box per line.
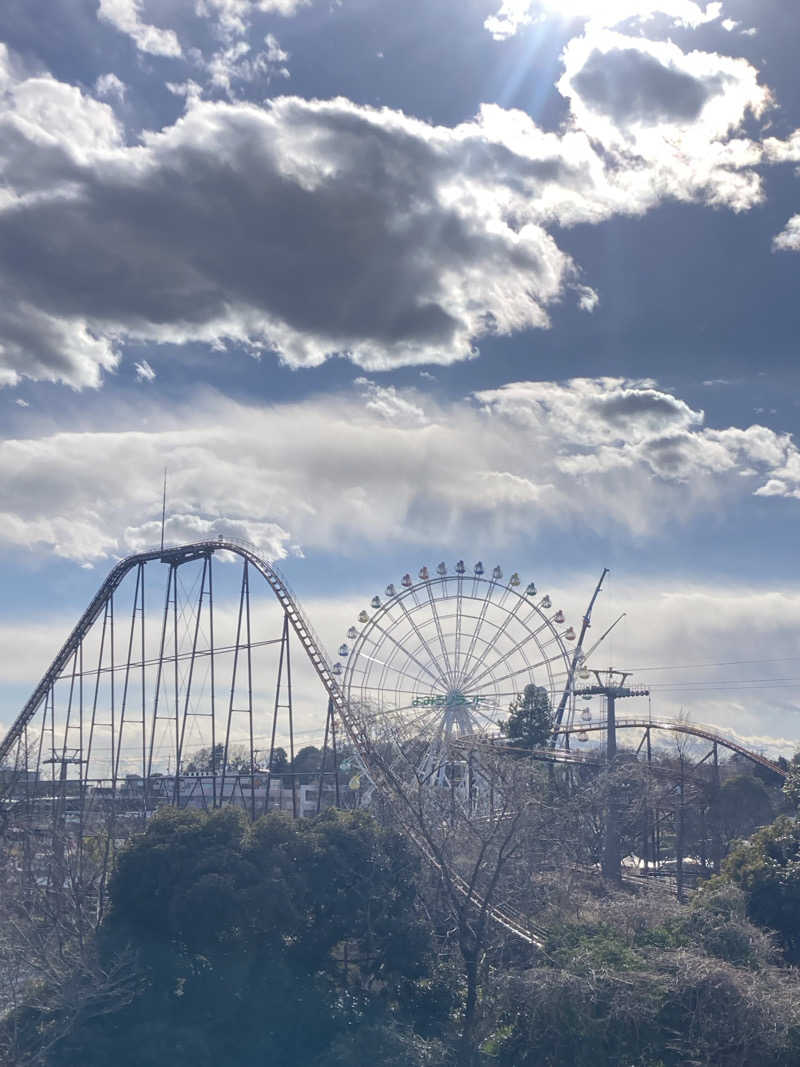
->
[1, 0, 800, 756]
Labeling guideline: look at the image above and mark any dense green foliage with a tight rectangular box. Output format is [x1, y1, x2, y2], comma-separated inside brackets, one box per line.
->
[710, 815, 800, 963]
[46, 808, 455, 1066]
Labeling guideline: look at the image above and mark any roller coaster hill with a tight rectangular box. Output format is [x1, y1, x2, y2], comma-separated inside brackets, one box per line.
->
[0, 540, 791, 895]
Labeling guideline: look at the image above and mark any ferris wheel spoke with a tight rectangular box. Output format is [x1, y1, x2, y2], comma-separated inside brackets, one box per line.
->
[360, 616, 449, 690]
[453, 585, 495, 688]
[453, 575, 464, 678]
[477, 653, 568, 694]
[380, 705, 452, 746]
[352, 648, 446, 695]
[361, 699, 434, 727]
[356, 685, 430, 707]
[459, 614, 551, 691]
[465, 688, 527, 705]
[463, 623, 561, 692]
[390, 594, 453, 690]
[467, 704, 505, 733]
[455, 596, 538, 693]
[424, 581, 457, 686]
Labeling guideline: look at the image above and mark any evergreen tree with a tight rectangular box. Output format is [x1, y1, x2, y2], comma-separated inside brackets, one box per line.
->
[500, 684, 553, 748]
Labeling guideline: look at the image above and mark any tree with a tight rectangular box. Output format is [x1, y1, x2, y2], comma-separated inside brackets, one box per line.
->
[269, 746, 288, 774]
[500, 685, 553, 749]
[370, 740, 570, 1066]
[714, 774, 775, 849]
[290, 745, 322, 784]
[184, 743, 251, 774]
[709, 815, 800, 963]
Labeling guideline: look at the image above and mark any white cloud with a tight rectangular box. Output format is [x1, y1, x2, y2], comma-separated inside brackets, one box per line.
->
[558, 29, 770, 212]
[762, 133, 800, 251]
[356, 378, 427, 424]
[14, 397, 29, 407]
[94, 73, 126, 102]
[203, 34, 290, 96]
[134, 359, 156, 382]
[763, 129, 800, 164]
[772, 215, 800, 252]
[475, 379, 799, 491]
[195, 0, 309, 41]
[97, 0, 182, 57]
[0, 378, 796, 564]
[485, 0, 723, 41]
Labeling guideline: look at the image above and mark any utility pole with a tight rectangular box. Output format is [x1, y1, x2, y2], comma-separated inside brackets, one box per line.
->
[575, 669, 649, 882]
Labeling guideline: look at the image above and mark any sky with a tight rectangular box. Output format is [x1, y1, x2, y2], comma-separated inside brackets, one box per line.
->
[1, 0, 800, 760]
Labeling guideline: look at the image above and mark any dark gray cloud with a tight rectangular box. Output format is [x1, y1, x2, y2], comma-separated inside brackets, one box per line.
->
[589, 388, 694, 425]
[0, 83, 582, 385]
[572, 46, 720, 124]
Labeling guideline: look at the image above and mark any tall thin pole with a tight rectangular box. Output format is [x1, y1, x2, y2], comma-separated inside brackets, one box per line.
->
[603, 689, 620, 881]
[160, 468, 167, 552]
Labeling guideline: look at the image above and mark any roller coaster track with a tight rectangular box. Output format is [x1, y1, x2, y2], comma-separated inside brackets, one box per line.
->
[0, 539, 362, 770]
[451, 720, 786, 779]
[562, 719, 787, 777]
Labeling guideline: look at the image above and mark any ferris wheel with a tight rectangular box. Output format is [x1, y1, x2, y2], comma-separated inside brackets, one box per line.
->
[337, 561, 577, 781]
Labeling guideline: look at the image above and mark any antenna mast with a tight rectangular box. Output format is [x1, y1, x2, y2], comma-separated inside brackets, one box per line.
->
[160, 468, 167, 552]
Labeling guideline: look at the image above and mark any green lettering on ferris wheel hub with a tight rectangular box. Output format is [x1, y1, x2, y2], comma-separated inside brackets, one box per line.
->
[410, 694, 484, 708]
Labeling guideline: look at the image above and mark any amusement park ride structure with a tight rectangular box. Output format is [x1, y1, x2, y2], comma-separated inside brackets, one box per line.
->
[0, 540, 787, 903]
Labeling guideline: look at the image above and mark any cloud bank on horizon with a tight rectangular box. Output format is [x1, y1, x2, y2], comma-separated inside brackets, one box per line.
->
[0, 376, 795, 563]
